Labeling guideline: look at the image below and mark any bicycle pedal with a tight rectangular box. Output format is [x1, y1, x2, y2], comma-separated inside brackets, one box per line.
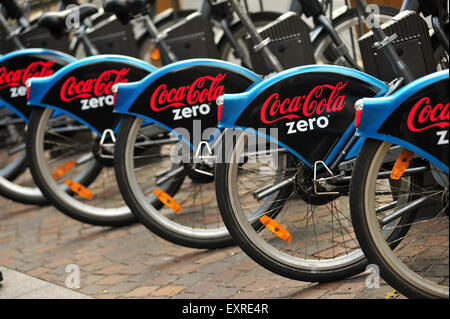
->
[193, 168, 214, 177]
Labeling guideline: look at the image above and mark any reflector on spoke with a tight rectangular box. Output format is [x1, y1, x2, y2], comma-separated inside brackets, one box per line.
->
[154, 189, 182, 213]
[52, 160, 76, 179]
[390, 149, 414, 180]
[65, 179, 93, 200]
[151, 48, 161, 61]
[259, 216, 292, 242]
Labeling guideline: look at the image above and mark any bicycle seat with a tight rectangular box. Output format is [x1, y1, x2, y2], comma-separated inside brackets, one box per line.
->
[0, 0, 23, 19]
[38, 4, 99, 38]
[103, 0, 155, 24]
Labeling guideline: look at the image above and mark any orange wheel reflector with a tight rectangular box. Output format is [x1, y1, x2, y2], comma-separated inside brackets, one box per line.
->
[259, 216, 292, 243]
[151, 48, 161, 61]
[52, 160, 76, 179]
[390, 149, 414, 180]
[64, 179, 93, 200]
[153, 189, 181, 213]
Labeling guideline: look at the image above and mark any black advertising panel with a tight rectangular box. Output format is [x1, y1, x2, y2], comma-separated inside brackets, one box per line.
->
[235, 72, 383, 165]
[0, 53, 71, 118]
[128, 65, 256, 139]
[42, 60, 151, 133]
[379, 78, 449, 167]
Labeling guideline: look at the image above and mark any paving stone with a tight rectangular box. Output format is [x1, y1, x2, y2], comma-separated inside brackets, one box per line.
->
[334, 281, 367, 294]
[1, 189, 435, 300]
[168, 263, 201, 275]
[95, 264, 127, 275]
[209, 270, 241, 282]
[172, 272, 211, 287]
[195, 252, 227, 264]
[172, 292, 203, 299]
[226, 275, 258, 288]
[95, 275, 129, 286]
[95, 293, 121, 299]
[185, 281, 220, 294]
[103, 281, 139, 294]
[292, 288, 328, 299]
[125, 286, 159, 298]
[147, 273, 178, 286]
[27, 267, 51, 277]
[151, 285, 186, 297]
[326, 293, 357, 299]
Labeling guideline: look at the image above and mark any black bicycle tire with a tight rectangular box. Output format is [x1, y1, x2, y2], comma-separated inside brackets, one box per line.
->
[114, 115, 234, 248]
[26, 107, 136, 226]
[214, 135, 368, 282]
[350, 139, 448, 299]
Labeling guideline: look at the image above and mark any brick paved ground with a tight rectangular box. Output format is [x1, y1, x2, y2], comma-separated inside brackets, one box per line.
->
[0, 194, 410, 300]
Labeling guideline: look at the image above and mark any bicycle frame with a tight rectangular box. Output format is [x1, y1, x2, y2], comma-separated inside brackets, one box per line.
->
[355, 69, 449, 173]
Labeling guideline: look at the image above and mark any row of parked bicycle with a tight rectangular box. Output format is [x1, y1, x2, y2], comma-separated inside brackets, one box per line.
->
[0, 0, 448, 299]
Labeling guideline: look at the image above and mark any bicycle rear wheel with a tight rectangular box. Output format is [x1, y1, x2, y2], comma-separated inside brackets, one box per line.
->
[114, 115, 233, 248]
[26, 107, 136, 226]
[215, 130, 368, 282]
[0, 107, 47, 205]
[350, 139, 448, 299]
[112, 13, 281, 248]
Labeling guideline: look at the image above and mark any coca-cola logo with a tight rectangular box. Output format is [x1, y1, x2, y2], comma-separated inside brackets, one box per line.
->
[60, 68, 130, 102]
[407, 97, 449, 132]
[150, 74, 227, 112]
[0, 61, 55, 90]
[260, 82, 348, 124]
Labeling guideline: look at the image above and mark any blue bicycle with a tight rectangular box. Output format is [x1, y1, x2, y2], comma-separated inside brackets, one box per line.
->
[349, 69, 448, 299]
[212, 0, 448, 282]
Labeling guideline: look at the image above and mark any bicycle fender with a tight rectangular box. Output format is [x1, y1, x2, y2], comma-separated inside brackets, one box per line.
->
[357, 70, 449, 173]
[113, 59, 262, 149]
[27, 55, 156, 136]
[0, 49, 75, 121]
[218, 65, 389, 167]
